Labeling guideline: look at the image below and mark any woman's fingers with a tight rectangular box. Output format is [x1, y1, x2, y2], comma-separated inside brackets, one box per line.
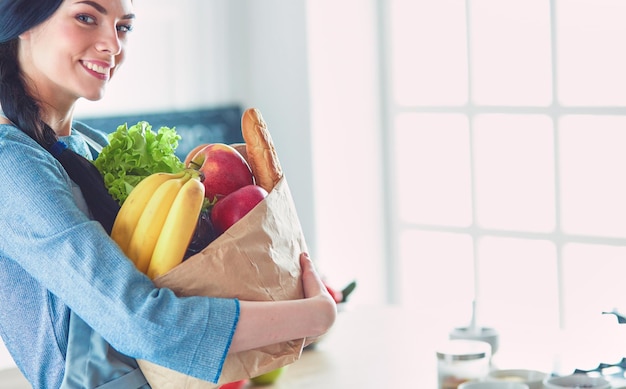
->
[299, 252, 338, 345]
[300, 252, 327, 298]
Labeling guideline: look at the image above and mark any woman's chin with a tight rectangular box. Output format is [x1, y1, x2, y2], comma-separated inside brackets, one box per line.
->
[82, 90, 106, 102]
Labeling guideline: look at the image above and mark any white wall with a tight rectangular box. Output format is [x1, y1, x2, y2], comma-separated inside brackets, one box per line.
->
[77, 0, 243, 112]
[236, 1, 317, 263]
[306, 0, 386, 304]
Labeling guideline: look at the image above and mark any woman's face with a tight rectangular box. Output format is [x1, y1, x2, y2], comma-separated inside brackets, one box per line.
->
[18, 0, 135, 105]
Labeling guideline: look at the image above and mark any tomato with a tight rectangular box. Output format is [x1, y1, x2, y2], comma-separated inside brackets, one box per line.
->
[324, 283, 343, 304]
[219, 379, 247, 389]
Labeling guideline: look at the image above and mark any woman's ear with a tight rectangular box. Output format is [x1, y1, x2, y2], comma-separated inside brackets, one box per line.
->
[18, 29, 31, 40]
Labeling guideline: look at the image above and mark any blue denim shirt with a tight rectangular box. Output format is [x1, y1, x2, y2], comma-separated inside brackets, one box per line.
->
[0, 122, 239, 388]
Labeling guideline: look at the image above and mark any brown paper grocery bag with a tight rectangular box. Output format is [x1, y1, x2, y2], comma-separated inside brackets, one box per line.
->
[137, 176, 306, 388]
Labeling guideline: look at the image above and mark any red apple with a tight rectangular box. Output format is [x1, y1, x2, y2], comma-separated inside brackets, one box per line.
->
[188, 143, 255, 202]
[211, 185, 268, 235]
[184, 143, 209, 167]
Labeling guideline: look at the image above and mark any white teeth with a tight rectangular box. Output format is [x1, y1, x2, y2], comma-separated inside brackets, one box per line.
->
[84, 61, 107, 75]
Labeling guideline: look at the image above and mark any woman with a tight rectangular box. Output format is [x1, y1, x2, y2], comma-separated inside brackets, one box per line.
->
[0, 0, 337, 388]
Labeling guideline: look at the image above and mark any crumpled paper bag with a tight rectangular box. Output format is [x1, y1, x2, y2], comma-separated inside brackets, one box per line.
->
[137, 176, 306, 388]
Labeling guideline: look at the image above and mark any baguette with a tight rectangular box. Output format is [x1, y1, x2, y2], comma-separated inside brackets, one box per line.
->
[241, 108, 283, 192]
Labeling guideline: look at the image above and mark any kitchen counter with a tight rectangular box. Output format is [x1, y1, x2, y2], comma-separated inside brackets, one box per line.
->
[264, 304, 444, 388]
[0, 368, 29, 389]
[247, 305, 626, 388]
[2, 305, 626, 388]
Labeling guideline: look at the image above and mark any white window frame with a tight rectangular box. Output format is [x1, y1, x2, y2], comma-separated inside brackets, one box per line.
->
[378, 0, 626, 333]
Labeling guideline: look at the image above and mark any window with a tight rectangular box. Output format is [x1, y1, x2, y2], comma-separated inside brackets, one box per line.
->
[385, 0, 626, 335]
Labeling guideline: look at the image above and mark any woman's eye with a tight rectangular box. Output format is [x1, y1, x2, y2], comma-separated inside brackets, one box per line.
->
[117, 24, 134, 33]
[76, 14, 96, 24]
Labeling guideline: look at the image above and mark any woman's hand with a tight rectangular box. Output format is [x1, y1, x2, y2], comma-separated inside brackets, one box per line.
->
[228, 253, 337, 353]
[299, 252, 337, 345]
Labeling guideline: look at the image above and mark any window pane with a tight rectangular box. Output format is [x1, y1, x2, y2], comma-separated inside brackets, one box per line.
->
[474, 114, 556, 232]
[556, 0, 626, 106]
[470, 0, 552, 106]
[559, 115, 626, 237]
[395, 113, 472, 227]
[390, 0, 468, 106]
[399, 230, 474, 328]
[477, 236, 559, 332]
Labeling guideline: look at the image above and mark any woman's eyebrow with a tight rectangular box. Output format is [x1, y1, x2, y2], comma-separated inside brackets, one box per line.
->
[76, 0, 136, 20]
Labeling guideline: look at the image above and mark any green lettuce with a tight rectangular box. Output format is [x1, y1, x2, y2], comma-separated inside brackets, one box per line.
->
[94, 121, 185, 205]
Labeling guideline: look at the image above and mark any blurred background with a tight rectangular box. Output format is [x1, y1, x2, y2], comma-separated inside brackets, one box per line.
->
[4, 0, 626, 374]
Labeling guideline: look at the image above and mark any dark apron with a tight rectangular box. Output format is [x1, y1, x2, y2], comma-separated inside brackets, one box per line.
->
[60, 312, 150, 389]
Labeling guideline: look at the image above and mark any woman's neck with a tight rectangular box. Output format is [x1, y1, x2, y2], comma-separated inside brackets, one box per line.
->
[42, 106, 75, 137]
[48, 118, 73, 137]
[0, 113, 72, 136]
[24, 80, 76, 136]
[1, 102, 74, 134]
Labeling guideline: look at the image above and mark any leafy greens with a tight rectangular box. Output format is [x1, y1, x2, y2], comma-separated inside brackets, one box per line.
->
[94, 121, 185, 205]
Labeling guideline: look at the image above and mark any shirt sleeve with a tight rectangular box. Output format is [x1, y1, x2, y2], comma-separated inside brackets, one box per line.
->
[0, 128, 238, 383]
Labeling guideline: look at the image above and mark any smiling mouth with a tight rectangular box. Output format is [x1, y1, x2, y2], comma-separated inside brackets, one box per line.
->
[82, 61, 109, 76]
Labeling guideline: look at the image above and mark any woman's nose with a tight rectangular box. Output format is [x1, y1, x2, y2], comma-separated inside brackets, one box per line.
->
[95, 27, 122, 55]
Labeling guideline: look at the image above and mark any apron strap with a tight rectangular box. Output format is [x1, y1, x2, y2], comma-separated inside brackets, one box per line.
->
[76, 130, 104, 155]
[96, 368, 148, 389]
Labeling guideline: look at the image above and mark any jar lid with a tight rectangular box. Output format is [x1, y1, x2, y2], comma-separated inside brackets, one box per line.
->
[436, 339, 491, 361]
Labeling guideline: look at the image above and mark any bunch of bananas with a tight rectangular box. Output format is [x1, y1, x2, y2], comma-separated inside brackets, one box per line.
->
[111, 169, 205, 279]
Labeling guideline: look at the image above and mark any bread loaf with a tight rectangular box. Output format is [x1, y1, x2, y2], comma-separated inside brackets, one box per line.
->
[241, 108, 283, 192]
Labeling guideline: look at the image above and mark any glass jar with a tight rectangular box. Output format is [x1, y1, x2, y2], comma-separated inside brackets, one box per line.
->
[436, 339, 491, 389]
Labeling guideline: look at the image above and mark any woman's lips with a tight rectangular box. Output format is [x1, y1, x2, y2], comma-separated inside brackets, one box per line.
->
[81, 60, 111, 80]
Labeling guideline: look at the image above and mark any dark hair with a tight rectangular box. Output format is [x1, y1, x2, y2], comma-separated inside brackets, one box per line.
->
[0, 37, 120, 233]
[0, 0, 64, 44]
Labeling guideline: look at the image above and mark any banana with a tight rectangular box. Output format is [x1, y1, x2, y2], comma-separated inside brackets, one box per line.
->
[126, 172, 192, 273]
[147, 175, 205, 279]
[111, 171, 186, 253]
